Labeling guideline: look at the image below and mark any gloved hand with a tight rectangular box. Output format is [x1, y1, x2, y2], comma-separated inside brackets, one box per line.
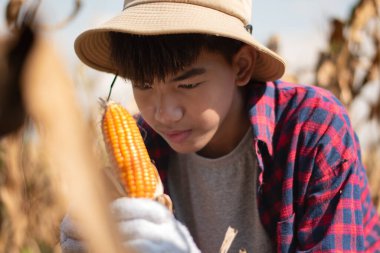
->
[60, 197, 200, 253]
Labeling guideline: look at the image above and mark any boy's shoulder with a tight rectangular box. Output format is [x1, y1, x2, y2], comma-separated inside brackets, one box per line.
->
[271, 80, 358, 163]
[274, 80, 343, 107]
[249, 80, 350, 129]
[268, 80, 350, 121]
[250, 80, 356, 159]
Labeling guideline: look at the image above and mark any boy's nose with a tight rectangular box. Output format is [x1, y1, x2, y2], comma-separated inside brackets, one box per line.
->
[154, 96, 183, 124]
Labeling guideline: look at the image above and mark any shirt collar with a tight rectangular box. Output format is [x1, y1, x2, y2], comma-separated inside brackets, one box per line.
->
[246, 80, 277, 157]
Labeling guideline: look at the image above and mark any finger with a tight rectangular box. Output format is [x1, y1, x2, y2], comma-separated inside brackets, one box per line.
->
[117, 218, 195, 252]
[110, 197, 171, 223]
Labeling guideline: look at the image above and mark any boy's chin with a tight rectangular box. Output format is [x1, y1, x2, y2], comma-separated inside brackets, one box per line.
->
[167, 142, 205, 154]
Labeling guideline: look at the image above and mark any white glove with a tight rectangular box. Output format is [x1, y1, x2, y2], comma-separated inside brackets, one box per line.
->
[60, 197, 200, 253]
[111, 197, 200, 253]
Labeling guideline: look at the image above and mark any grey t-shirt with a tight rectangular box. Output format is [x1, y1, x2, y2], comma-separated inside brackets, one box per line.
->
[168, 129, 275, 253]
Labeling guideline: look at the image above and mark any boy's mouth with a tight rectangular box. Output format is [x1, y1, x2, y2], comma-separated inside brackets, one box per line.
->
[163, 130, 192, 144]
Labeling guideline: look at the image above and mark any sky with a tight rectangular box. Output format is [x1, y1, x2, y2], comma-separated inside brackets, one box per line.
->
[0, 0, 359, 110]
[0, 0, 358, 71]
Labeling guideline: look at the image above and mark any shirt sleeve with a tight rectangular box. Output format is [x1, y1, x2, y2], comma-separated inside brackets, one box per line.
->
[295, 101, 370, 252]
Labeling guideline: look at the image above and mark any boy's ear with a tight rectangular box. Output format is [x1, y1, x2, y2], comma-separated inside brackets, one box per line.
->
[233, 45, 256, 87]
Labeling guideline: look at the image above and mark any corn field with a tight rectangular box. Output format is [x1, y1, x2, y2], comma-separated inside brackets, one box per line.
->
[0, 0, 379, 252]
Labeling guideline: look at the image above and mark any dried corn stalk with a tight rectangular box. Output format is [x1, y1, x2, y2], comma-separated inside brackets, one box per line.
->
[315, 0, 380, 210]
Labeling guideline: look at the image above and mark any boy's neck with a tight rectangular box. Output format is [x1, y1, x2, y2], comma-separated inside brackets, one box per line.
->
[197, 118, 250, 159]
[196, 88, 250, 159]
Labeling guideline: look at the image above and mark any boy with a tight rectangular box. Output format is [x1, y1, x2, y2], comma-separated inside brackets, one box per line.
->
[61, 0, 380, 252]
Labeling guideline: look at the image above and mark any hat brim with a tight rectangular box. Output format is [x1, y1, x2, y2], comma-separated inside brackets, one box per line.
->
[74, 2, 285, 81]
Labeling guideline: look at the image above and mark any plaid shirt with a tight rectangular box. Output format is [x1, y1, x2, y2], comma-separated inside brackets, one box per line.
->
[136, 80, 380, 252]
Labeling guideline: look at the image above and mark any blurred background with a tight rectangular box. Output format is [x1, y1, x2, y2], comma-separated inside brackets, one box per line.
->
[0, 0, 379, 252]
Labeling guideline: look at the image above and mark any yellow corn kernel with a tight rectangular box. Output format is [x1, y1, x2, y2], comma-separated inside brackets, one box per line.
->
[101, 101, 163, 199]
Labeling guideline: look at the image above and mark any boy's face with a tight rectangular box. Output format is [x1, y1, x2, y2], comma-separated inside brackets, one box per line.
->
[132, 48, 251, 157]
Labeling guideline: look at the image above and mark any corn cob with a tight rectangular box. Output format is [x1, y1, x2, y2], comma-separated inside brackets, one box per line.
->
[101, 100, 163, 199]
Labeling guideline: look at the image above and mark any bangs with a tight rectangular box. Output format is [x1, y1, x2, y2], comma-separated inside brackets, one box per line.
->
[109, 32, 243, 87]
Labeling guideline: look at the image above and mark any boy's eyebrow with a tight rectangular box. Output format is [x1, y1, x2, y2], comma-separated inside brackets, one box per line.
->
[171, 68, 206, 82]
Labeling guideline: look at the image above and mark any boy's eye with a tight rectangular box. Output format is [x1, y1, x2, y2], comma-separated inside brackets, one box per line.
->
[178, 83, 200, 89]
[132, 82, 152, 90]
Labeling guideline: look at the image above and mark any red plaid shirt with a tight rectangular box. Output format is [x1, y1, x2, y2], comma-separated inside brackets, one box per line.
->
[136, 80, 380, 252]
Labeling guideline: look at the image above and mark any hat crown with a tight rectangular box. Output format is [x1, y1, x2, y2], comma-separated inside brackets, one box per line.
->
[74, 0, 285, 81]
[123, 0, 252, 24]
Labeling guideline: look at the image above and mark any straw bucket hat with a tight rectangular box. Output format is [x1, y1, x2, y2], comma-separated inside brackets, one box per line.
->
[74, 0, 286, 81]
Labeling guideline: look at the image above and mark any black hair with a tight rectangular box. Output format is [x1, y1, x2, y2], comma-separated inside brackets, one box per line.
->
[108, 32, 243, 87]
